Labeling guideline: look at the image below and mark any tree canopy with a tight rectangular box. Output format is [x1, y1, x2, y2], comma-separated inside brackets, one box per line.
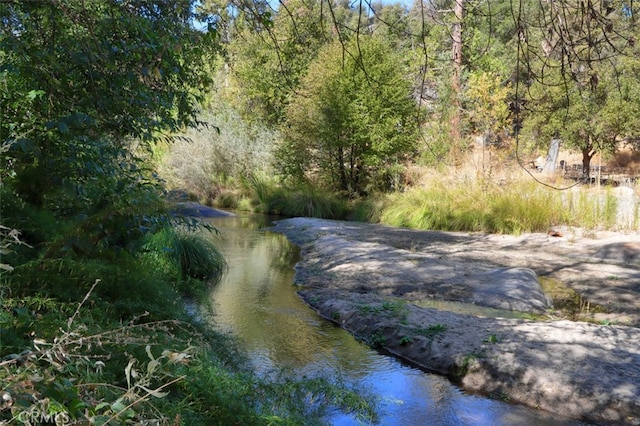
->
[518, 0, 640, 176]
[1, 0, 215, 252]
[4, 0, 640, 207]
[278, 37, 418, 194]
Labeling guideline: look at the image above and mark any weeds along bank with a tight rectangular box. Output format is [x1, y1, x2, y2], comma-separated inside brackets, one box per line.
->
[168, 169, 639, 235]
[376, 177, 640, 234]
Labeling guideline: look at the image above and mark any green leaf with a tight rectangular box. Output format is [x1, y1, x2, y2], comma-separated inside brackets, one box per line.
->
[26, 89, 44, 101]
[110, 398, 127, 413]
[94, 402, 111, 411]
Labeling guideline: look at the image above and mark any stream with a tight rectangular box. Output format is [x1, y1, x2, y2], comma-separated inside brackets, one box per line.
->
[203, 213, 586, 425]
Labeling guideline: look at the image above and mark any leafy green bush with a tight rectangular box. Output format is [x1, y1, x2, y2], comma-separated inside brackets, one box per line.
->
[0, 188, 66, 263]
[278, 37, 418, 195]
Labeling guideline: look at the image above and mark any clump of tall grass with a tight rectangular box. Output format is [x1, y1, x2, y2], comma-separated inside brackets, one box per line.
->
[487, 182, 567, 234]
[377, 175, 640, 234]
[249, 173, 349, 219]
[247, 172, 275, 209]
[378, 179, 568, 234]
[274, 187, 349, 219]
[142, 227, 227, 282]
[562, 187, 619, 230]
[349, 196, 385, 222]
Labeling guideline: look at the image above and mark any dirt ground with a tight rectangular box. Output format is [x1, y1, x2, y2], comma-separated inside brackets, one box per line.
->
[272, 218, 640, 425]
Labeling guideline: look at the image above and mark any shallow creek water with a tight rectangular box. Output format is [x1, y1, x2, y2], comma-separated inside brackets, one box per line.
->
[204, 213, 587, 425]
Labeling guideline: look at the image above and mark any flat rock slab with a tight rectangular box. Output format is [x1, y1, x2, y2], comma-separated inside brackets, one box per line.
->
[273, 217, 640, 325]
[272, 217, 640, 425]
[465, 267, 550, 312]
[276, 220, 550, 313]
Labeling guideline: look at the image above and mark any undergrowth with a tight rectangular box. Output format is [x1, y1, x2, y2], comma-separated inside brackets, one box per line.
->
[0, 281, 377, 425]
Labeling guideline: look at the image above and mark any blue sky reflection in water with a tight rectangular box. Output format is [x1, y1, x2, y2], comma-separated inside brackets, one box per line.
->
[205, 213, 588, 426]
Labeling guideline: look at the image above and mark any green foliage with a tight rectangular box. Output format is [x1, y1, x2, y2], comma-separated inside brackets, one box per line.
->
[465, 71, 512, 143]
[278, 37, 419, 195]
[0, 188, 66, 262]
[364, 330, 388, 348]
[415, 324, 447, 339]
[1, 0, 212, 143]
[0, 290, 377, 425]
[484, 334, 500, 344]
[456, 353, 479, 378]
[0, 0, 216, 255]
[211, 0, 388, 128]
[0, 296, 72, 356]
[47, 181, 176, 258]
[358, 300, 408, 321]
[399, 335, 414, 345]
[418, 122, 457, 166]
[348, 196, 385, 223]
[7, 256, 182, 321]
[219, 0, 328, 126]
[418, 78, 468, 166]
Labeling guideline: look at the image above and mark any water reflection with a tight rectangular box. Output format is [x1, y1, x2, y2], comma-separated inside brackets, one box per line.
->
[205, 213, 587, 426]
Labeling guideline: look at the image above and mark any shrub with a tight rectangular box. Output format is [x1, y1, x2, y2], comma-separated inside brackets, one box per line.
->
[160, 103, 278, 203]
[278, 37, 418, 195]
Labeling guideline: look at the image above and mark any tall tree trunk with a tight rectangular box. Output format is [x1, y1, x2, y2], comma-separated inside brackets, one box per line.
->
[581, 144, 595, 180]
[451, 0, 464, 155]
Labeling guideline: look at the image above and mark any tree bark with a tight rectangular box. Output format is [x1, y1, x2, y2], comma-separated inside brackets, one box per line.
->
[451, 0, 464, 153]
[581, 145, 594, 180]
